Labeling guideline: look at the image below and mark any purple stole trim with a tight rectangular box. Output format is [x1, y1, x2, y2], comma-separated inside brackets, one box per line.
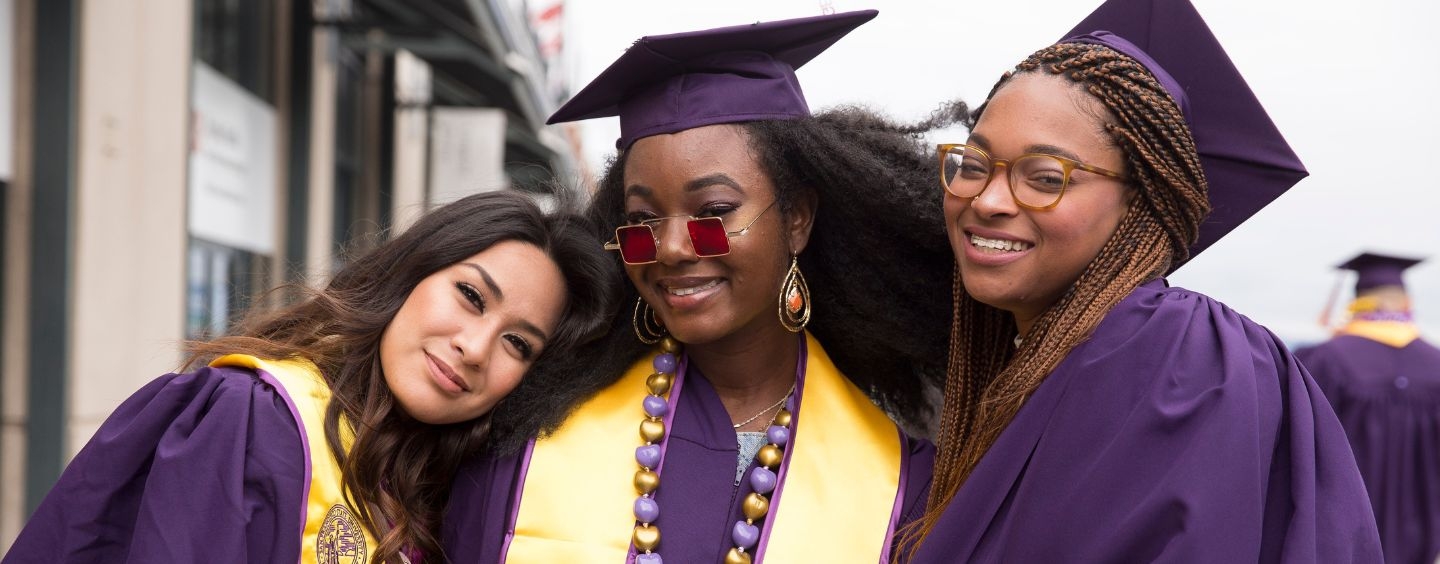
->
[499, 439, 534, 560]
[881, 426, 910, 564]
[502, 356, 692, 564]
[751, 337, 807, 563]
[256, 368, 313, 555]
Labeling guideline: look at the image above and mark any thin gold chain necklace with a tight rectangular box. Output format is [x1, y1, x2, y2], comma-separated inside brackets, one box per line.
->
[731, 383, 796, 430]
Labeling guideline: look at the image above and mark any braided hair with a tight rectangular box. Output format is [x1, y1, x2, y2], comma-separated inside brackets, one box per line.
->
[900, 41, 1212, 556]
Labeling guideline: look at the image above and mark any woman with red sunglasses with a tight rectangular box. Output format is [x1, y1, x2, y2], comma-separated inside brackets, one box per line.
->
[444, 10, 952, 564]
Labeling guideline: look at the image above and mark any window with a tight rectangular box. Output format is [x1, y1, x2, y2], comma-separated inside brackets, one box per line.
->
[194, 0, 276, 102]
[185, 237, 271, 340]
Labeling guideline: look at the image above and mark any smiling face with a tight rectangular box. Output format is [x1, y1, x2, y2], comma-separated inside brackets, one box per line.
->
[620, 124, 813, 347]
[944, 73, 1134, 334]
[378, 239, 566, 425]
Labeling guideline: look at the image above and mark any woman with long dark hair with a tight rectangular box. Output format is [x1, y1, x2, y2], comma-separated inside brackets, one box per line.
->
[4, 190, 617, 563]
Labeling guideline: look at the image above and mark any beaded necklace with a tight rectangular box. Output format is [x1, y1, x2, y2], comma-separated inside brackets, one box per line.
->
[1352, 310, 1414, 323]
[630, 337, 796, 564]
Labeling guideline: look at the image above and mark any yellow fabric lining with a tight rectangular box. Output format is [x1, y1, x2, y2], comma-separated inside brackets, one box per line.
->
[507, 353, 655, 562]
[763, 333, 901, 563]
[1339, 320, 1420, 348]
[211, 354, 378, 564]
[507, 334, 903, 562]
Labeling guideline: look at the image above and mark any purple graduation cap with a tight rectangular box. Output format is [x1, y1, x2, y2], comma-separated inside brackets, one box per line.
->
[546, 10, 877, 150]
[1339, 251, 1425, 293]
[1059, 0, 1307, 267]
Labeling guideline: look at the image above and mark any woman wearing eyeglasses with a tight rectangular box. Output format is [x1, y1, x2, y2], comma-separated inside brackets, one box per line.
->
[896, 0, 1381, 562]
[443, 10, 952, 564]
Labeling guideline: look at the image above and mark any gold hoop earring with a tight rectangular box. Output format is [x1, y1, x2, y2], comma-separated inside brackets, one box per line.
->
[632, 297, 667, 344]
[778, 256, 811, 333]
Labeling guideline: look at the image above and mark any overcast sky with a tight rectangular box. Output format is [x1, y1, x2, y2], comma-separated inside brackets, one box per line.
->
[550, 0, 1440, 345]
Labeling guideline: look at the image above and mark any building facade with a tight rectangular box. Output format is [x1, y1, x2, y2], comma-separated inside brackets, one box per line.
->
[0, 0, 580, 545]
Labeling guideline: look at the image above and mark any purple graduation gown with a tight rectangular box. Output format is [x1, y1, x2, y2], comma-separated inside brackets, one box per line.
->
[907, 280, 1381, 563]
[1296, 334, 1440, 564]
[442, 368, 935, 563]
[2, 366, 305, 564]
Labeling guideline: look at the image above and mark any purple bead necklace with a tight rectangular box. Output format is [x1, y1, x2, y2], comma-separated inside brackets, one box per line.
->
[630, 337, 796, 564]
[1352, 310, 1414, 323]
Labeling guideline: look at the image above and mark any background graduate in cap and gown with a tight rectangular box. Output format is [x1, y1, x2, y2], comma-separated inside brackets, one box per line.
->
[899, 0, 1383, 561]
[442, 9, 954, 564]
[1296, 252, 1440, 564]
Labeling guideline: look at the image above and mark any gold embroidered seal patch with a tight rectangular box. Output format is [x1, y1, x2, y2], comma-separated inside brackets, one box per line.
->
[317, 504, 367, 564]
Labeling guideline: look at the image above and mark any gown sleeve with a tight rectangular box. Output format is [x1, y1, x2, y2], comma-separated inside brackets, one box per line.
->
[442, 450, 526, 564]
[1053, 286, 1383, 563]
[2, 366, 306, 564]
[897, 436, 935, 527]
[1293, 343, 1344, 405]
[904, 283, 1383, 564]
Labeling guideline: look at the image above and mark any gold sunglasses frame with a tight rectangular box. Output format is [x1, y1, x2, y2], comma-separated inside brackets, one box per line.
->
[603, 199, 778, 265]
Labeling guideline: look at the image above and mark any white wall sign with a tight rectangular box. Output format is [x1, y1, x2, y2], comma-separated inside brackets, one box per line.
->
[188, 62, 278, 255]
[428, 107, 507, 205]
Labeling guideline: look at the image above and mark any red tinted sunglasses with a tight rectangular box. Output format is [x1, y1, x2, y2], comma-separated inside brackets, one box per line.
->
[604, 200, 777, 265]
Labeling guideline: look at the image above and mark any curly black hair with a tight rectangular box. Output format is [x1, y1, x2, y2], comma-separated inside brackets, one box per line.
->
[484, 105, 954, 453]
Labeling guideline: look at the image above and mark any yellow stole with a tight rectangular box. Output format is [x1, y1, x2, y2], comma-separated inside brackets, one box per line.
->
[1340, 320, 1420, 348]
[507, 333, 904, 563]
[210, 354, 380, 564]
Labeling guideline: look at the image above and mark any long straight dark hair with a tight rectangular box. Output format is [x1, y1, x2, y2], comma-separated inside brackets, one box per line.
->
[187, 190, 617, 563]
